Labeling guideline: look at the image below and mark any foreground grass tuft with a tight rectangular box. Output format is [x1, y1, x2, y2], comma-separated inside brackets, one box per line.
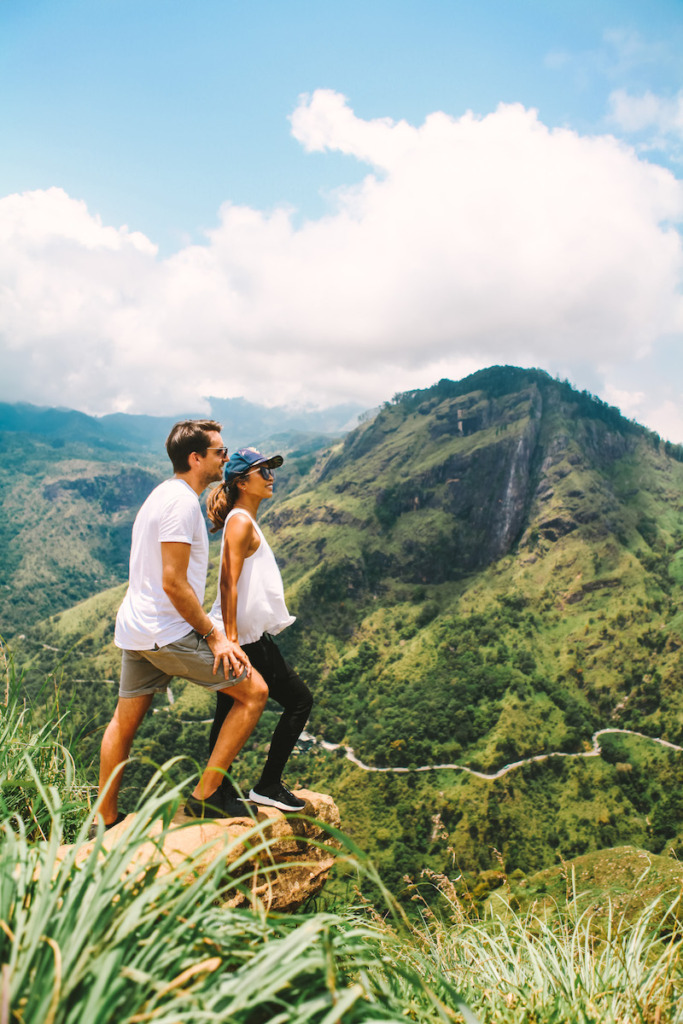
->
[404, 874, 683, 1023]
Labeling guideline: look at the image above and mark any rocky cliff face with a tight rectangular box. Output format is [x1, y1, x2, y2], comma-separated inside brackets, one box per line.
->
[58, 790, 340, 914]
[43, 467, 158, 513]
[369, 387, 542, 576]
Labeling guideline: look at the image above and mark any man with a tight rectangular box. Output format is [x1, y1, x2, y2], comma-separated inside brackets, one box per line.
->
[94, 419, 268, 830]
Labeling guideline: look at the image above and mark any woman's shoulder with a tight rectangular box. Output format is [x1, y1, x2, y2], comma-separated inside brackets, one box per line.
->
[226, 507, 256, 524]
[225, 508, 258, 536]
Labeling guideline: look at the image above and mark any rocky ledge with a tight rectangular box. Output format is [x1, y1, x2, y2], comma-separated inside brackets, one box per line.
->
[60, 790, 340, 913]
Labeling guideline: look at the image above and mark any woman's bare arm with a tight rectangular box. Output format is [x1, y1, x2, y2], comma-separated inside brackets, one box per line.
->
[220, 513, 260, 641]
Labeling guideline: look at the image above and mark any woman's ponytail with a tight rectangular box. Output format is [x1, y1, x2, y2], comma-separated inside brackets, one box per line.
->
[206, 479, 241, 531]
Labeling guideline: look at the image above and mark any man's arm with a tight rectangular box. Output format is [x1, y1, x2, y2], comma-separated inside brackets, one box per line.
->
[161, 541, 250, 679]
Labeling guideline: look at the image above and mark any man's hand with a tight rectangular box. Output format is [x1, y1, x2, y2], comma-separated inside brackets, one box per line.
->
[206, 628, 251, 680]
[160, 543, 250, 680]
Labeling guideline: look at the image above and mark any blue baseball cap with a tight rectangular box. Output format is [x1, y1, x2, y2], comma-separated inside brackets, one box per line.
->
[223, 447, 284, 486]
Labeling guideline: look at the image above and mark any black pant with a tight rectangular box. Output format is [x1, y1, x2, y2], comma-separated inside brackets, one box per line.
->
[209, 633, 313, 789]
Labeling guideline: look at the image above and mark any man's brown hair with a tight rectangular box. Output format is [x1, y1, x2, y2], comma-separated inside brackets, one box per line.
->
[165, 419, 222, 473]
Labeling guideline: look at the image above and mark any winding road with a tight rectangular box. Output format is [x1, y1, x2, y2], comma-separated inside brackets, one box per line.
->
[313, 728, 683, 780]
[11, 636, 682, 779]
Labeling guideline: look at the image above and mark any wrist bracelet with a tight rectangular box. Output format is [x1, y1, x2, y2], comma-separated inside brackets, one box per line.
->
[200, 624, 215, 641]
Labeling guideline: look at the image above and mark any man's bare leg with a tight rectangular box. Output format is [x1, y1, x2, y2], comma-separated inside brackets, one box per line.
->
[192, 670, 268, 801]
[97, 693, 154, 824]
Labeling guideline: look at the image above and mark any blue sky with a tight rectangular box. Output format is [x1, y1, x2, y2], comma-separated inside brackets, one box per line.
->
[1, 0, 682, 438]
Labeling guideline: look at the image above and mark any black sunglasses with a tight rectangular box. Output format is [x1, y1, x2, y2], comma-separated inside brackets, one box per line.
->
[205, 446, 228, 457]
[245, 465, 274, 480]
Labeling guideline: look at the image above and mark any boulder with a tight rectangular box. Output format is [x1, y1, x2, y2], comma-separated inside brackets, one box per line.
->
[60, 790, 340, 913]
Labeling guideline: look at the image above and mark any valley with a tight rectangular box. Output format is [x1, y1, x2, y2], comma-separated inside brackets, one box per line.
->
[4, 365, 683, 901]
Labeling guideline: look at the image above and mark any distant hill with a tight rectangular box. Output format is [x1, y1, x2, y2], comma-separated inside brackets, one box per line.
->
[0, 436, 163, 634]
[9, 366, 683, 889]
[0, 397, 361, 632]
[0, 396, 363, 453]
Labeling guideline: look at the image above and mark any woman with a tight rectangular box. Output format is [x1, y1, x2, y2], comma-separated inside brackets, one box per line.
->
[206, 447, 313, 811]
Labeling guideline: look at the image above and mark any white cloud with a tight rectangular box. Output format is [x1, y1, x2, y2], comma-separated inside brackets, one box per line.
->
[1, 94, 682, 426]
[606, 390, 683, 446]
[602, 384, 645, 417]
[608, 88, 683, 140]
[644, 400, 683, 445]
[601, 29, 666, 77]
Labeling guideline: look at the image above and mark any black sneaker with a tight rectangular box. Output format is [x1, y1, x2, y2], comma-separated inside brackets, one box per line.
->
[220, 775, 254, 817]
[219, 775, 255, 817]
[248, 782, 306, 812]
[218, 774, 240, 801]
[184, 783, 252, 820]
[87, 811, 126, 840]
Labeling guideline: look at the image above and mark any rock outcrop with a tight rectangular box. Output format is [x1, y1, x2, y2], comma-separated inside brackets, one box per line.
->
[61, 790, 340, 913]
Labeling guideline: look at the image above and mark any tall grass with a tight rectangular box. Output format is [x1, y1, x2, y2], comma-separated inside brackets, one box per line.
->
[0, 644, 90, 843]
[403, 872, 683, 1023]
[0, 646, 476, 1023]
[0, 775, 466, 1023]
[2, 642, 683, 1022]
[0, 767, 481, 1023]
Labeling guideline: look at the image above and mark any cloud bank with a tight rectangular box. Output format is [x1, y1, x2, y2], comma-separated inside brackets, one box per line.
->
[1, 91, 682, 429]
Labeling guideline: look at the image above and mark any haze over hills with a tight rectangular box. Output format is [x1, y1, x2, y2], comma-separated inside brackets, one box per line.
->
[7, 366, 683, 892]
[0, 396, 363, 452]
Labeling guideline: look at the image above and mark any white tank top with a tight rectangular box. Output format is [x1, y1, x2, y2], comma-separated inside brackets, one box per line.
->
[209, 508, 295, 645]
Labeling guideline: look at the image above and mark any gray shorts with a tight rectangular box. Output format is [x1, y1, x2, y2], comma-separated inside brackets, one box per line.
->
[119, 630, 248, 698]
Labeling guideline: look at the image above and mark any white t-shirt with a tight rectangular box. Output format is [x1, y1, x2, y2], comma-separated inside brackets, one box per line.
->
[115, 478, 209, 650]
[209, 508, 295, 645]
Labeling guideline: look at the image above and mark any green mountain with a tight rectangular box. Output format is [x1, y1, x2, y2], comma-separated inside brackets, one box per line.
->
[271, 366, 683, 759]
[9, 366, 683, 895]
